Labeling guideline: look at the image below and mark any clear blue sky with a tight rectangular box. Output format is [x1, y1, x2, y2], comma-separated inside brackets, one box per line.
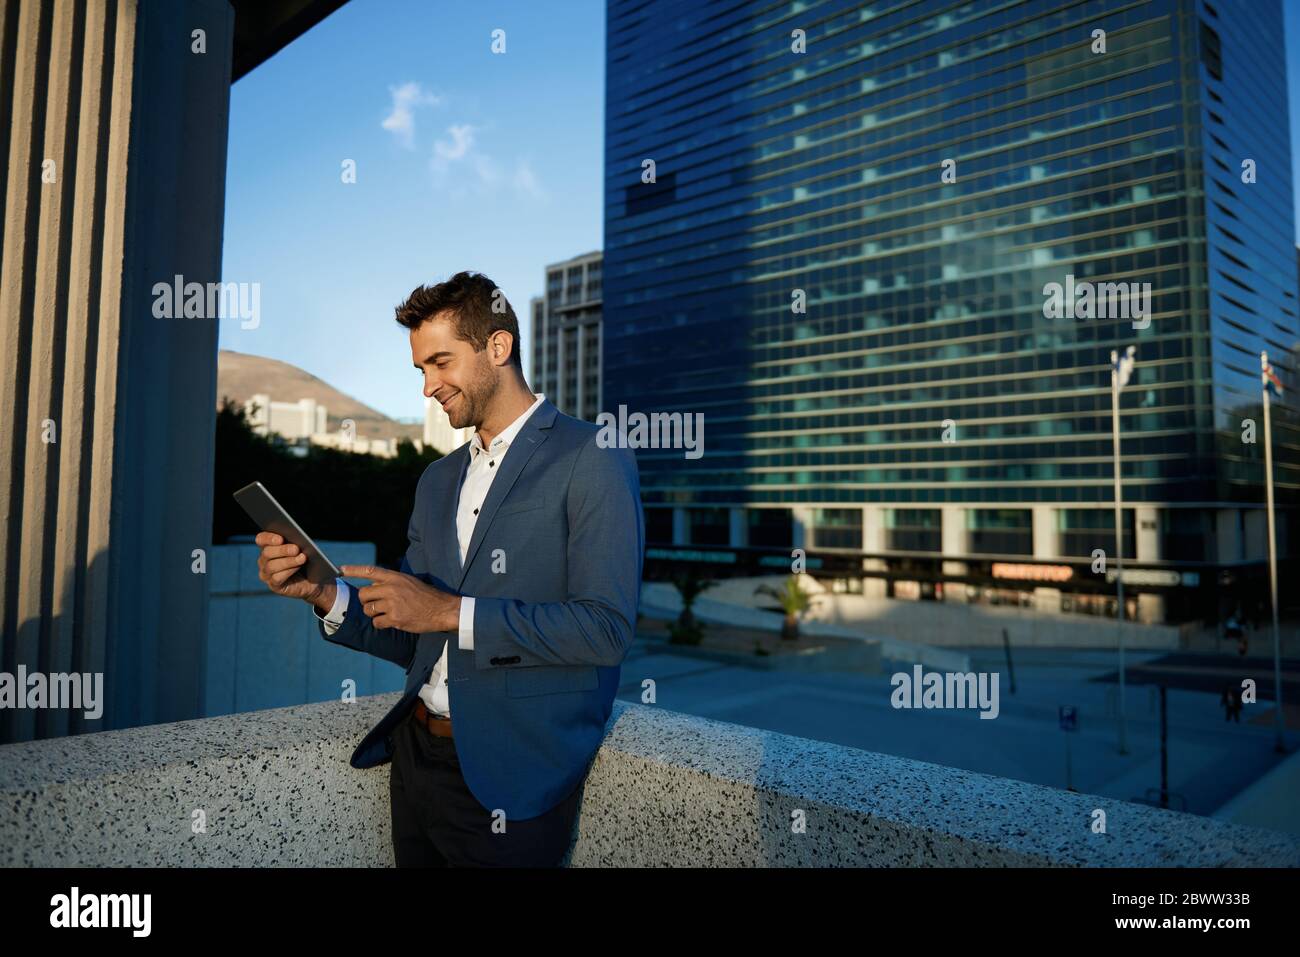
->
[223, 0, 1300, 421]
[220, 0, 604, 421]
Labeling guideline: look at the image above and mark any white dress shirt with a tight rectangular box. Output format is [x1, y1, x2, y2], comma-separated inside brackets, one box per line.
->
[316, 392, 546, 718]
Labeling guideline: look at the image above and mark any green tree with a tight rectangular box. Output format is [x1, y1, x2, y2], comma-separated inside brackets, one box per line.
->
[213, 397, 442, 568]
[753, 576, 819, 641]
[667, 568, 717, 645]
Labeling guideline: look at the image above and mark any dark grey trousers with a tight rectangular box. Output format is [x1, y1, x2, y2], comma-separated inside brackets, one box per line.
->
[388, 710, 582, 867]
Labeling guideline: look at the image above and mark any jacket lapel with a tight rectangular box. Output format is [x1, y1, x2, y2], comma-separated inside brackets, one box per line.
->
[455, 399, 557, 590]
[425, 443, 470, 588]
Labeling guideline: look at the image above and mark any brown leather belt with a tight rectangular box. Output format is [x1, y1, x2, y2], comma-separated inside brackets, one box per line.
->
[412, 697, 453, 738]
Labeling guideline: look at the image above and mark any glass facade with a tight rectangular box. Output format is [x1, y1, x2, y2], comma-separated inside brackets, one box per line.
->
[1058, 506, 1136, 557]
[604, 0, 1298, 527]
[967, 508, 1034, 556]
[812, 507, 865, 549]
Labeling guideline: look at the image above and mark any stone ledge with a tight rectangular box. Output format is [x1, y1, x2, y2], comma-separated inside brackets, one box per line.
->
[1, 695, 1296, 866]
[634, 632, 883, 674]
[578, 704, 1299, 866]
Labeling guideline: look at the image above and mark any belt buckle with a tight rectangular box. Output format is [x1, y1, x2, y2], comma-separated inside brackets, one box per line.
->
[415, 700, 449, 736]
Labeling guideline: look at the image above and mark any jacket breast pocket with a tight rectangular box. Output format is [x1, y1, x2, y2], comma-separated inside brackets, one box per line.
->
[495, 498, 548, 519]
[505, 664, 599, 698]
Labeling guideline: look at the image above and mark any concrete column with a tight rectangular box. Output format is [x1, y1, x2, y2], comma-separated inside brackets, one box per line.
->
[1029, 506, 1060, 613]
[862, 507, 887, 597]
[1216, 509, 1244, 562]
[791, 507, 813, 549]
[939, 507, 968, 599]
[1243, 509, 1267, 561]
[863, 506, 884, 552]
[1032, 506, 1058, 559]
[941, 506, 967, 555]
[672, 507, 689, 546]
[1, 0, 234, 742]
[728, 508, 747, 548]
[1135, 507, 1160, 561]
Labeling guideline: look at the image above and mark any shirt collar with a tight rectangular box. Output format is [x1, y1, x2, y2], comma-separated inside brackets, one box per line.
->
[470, 393, 546, 458]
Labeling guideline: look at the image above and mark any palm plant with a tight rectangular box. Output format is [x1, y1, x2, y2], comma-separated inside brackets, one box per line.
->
[668, 569, 717, 644]
[753, 576, 818, 641]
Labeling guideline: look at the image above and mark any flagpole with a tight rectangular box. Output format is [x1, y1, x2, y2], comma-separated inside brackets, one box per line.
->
[1261, 351, 1286, 752]
[1111, 348, 1128, 755]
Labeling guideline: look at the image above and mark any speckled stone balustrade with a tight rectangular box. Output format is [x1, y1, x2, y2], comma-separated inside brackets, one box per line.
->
[1, 695, 1296, 867]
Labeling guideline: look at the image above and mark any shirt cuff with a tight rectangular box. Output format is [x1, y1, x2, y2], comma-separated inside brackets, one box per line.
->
[458, 596, 475, 650]
[315, 578, 349, 635]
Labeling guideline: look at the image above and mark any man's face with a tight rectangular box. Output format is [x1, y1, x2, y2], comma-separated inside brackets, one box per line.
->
[411, 312, 499, 430]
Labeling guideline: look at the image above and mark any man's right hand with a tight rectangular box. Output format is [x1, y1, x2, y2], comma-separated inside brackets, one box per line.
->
[255, 531, 336, 612]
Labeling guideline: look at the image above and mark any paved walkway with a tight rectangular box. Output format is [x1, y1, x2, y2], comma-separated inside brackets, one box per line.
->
[1180, 622, 1300, 657]
[617, 635, 1293, 818]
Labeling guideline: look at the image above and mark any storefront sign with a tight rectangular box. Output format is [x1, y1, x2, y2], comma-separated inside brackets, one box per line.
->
[990, 562, 1074, 582]
[646, 548, 736, 564]
[1104, 568, 1181, 586]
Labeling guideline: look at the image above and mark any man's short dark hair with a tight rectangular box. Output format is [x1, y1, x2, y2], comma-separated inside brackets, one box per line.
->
[394, 271, 522, 370]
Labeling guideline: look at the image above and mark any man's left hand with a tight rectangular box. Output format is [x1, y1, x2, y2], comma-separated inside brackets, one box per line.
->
[343, 565, 462, 633]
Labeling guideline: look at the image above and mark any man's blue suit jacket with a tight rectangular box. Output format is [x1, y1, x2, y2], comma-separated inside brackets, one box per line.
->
[317, 398, 644, 820]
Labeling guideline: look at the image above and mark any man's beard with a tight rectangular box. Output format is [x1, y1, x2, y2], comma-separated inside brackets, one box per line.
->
[450, 367, 497, 429]
[448, 393, 474, 428]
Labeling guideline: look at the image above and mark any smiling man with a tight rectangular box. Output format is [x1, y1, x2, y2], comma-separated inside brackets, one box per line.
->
[255, 270, 644, 867]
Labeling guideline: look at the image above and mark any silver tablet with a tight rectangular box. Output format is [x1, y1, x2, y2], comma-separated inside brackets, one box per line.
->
[232, 481, 341, 586]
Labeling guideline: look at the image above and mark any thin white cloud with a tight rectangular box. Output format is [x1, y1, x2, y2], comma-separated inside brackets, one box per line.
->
[429, 124, 546, 201]
[474, 153, 501, 186]
[381, 82, 441, 149]
[512, 158, 548, 201]
[432, 124, 477, 168]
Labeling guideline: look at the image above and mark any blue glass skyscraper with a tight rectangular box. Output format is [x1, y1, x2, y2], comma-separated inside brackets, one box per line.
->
[603, 0, 1299, 623]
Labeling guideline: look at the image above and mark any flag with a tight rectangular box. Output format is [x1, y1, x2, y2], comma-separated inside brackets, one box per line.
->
[1262, 359, 1283, 397]
[1112, 346, 1136, 389]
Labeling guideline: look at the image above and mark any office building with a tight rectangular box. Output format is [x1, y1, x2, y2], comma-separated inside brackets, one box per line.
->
[603, 0, 1299, 623]
[531, 251, 604, 421]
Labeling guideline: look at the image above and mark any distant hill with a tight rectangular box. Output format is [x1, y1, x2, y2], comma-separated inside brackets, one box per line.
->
[216, 350, 423, 444]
